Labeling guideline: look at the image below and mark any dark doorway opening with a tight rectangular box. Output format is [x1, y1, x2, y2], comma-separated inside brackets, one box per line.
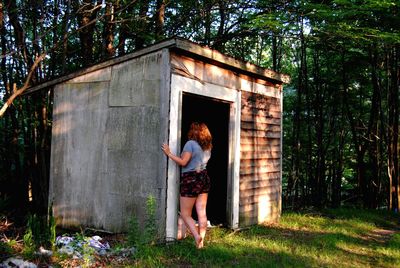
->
[181, 93, 230, 226]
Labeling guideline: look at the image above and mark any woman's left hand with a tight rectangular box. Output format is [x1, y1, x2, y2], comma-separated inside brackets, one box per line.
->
[161, 143, 171, 156]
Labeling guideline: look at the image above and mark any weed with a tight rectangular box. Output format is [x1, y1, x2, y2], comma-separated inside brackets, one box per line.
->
[0, 240, 12, 260]
[81, 241, 95, 268]
[143, 195, 157, 245]
[127, 195, 158, 248]
[22, 204, 57, 258]
[127, 214, 141, 247]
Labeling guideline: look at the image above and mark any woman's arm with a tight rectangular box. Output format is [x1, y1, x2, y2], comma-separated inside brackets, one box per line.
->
[162, 143, 191, 166]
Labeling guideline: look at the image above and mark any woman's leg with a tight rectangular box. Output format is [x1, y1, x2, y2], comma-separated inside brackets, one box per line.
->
[195, 193, 208, 248]
[177, 215, 187, 240]
[180, 196, 202, 247]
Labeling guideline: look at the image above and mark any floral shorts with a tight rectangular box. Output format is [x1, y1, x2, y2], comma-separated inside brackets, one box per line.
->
[180, 170, 211, 197]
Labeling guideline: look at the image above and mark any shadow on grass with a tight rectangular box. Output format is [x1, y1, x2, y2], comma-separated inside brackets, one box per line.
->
[317, 208, 400, 230]
[236, 214, 399, 267]
[155, 238, 313, 268]
[136, 209, 400, 267]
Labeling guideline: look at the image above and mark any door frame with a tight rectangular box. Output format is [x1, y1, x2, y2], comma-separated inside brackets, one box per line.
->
[166, 74, 241, 240]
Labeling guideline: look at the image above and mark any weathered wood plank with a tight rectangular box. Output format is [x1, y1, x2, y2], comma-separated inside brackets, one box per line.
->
[240, 171, 281, 182]
[240, 146, 281, 154]
[240, 166, 281, 176]
[240, 172, 280, 178]
[241, 114, 281, 125]
[241, 96, 280, 107]
[171, 53, 285, 93]
[241, 122, 281, 132]
[175, 38, 290, 84]
[240, 179, 281, 191]
[241, 89, 280, 99]
[241, 130, 281, 139]
[240, 159, 281, 167]
[240, 177, 280, 190]
[241, 103, 281, 114]
[240, 186, 281, 199]
[241, 108, 281, 119]
[241, 93, 279, 104]
[239, 202, 281, 225]
[240, 194, 281, 210]
[240, 137, 280, 145]
[240, 150, 280, 160]
[239, 209, 280, 225]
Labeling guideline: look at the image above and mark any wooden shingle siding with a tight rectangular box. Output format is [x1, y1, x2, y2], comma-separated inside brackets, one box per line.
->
[239, 90, 281, 226]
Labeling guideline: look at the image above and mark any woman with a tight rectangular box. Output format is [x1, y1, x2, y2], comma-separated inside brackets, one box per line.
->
[162, 122, 212, 249]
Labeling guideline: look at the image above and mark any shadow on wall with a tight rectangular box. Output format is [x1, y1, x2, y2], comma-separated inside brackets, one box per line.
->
[240, 89, 281, 225]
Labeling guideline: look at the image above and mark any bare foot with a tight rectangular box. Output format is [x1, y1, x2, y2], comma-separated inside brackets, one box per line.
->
[177, 232, 187, 240]
[195, 236, 204, 249]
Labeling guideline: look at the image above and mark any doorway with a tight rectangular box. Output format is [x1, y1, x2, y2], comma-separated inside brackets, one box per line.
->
[181, 93, 230, 226]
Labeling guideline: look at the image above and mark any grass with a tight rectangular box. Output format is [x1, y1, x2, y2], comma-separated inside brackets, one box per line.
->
[130, 208, 399, 268]
[1, 208, 399, 267]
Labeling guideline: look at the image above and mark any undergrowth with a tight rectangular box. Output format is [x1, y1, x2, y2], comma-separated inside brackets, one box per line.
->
[1, 207, 399, 267]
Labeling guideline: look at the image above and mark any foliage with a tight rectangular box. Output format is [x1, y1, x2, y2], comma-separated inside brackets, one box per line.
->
[81, 241, 96, 268]
[0, 240, 13, 261]
[2, 208, 399, 267]
[131, 208, 400, 267]
[144, 195, 157, 244]
[127, 214, 141, 247]
[0, 0, 399, 215]
[23, 209, 56, 250]
[127, 195, 158, 248]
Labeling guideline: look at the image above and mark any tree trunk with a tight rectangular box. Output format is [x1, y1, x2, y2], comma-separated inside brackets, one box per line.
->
[135, 0, 150, 49]
[0, 0, 7, 84]
[32, 0, 43, 80]
[61, 0, 71, 73]
[73, 0, 100, 66]
[50, 0, 60, 77]
[116, 1, 132, 56]
[367, 47, 383, 208]
[154, 0, 166, 41]
[9, 84, 29, 212]
[342, 50, 367, 206]
[102, 2, 115, 58]
[272, 34, 277, 72]
[288, 17, 307, 208]
[203, 0, 212, 46]
[212, 0, 226, 51]
[5, 0, 34, 80]
[388, 45, 399, 212]
[332, 129, 344, 207]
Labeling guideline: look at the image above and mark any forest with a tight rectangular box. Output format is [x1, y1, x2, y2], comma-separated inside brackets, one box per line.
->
[0, 0, 399, 221]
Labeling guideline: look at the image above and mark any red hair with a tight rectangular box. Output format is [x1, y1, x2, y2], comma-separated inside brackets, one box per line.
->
[187, 122, 212, 151]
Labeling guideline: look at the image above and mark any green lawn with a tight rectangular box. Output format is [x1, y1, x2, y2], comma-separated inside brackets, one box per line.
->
[132, 208, 399, 268]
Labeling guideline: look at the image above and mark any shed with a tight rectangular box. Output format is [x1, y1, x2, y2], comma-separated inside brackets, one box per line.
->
[27, 37, 289, 239]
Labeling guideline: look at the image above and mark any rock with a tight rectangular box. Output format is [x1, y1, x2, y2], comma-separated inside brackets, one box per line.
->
[35, 246, 53, 257]
[58, 245, 75, 256]
[1, 257, 37, 268]
[115, 247, 136, 257]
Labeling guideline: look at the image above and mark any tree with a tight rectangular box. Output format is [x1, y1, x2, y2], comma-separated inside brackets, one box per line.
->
[1, 0, 399, 216]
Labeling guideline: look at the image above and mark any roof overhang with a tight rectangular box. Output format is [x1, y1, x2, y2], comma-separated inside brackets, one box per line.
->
[24, 37, 290, 95]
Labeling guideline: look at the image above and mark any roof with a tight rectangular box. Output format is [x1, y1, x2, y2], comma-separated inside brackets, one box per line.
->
[24, 37, 290, 95]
